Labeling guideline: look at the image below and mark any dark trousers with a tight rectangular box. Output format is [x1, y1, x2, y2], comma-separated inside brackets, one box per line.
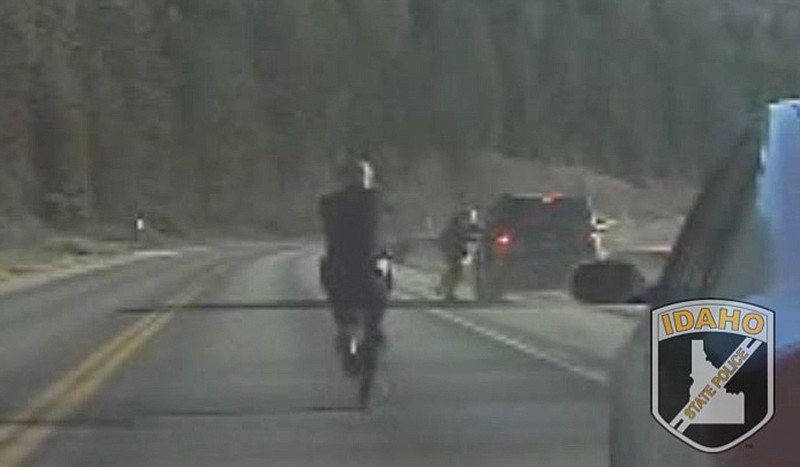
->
[320, 257, 388, 332]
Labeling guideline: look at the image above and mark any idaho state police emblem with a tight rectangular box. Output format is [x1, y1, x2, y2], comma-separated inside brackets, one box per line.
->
[651, 299, 774, 453]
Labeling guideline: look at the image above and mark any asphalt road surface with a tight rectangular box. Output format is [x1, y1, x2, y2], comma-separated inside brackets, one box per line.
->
[0, 244, 610, 467]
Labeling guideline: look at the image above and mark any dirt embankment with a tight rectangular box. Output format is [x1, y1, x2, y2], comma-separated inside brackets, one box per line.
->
[0, 216, 157, 284]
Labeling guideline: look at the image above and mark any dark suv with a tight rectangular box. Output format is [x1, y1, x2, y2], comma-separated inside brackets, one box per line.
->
[474, 193, 602, 300]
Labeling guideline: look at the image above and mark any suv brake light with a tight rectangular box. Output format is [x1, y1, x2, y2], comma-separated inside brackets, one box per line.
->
[494, 232, 513, 247]
[541, 192, 563, 204]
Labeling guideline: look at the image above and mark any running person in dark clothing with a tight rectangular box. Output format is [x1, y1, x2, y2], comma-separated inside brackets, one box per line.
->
[319, 158, 389, 354]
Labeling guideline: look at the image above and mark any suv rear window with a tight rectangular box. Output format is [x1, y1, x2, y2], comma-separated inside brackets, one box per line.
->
[491, 197, 592, 232]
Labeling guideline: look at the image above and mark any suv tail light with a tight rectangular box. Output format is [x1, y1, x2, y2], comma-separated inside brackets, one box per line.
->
[494, 231, 513, 247]
[541, 192, 563, 204]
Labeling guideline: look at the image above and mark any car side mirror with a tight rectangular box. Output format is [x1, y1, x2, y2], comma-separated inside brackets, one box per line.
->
[570, 260, 648, 304]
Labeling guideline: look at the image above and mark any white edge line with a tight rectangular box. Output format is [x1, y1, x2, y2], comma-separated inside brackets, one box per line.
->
[420, 306, 608, 385]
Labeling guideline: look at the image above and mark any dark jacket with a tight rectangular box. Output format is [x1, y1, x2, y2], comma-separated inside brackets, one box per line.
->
[318, 186, 388, 310]
[319, 186, 381, 269]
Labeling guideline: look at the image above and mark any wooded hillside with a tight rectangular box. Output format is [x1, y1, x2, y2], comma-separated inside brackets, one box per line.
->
[0, 0, 797, 235]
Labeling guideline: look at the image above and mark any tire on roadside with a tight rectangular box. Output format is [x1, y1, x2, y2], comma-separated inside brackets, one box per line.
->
[570, 259, 646, 303]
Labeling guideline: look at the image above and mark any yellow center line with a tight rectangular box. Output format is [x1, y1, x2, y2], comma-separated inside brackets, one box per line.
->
[0, 272, 210, 467]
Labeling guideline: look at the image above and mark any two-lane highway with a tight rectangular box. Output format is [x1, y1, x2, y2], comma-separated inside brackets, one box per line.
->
[1, 245, 610, 467]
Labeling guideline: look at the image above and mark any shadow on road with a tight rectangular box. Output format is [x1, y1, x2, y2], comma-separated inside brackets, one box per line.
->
[118, 298, 518, 314]
[0, 405, 376, 428]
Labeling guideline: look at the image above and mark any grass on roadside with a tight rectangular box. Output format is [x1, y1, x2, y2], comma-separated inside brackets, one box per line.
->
[0, 236, 130, 284]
